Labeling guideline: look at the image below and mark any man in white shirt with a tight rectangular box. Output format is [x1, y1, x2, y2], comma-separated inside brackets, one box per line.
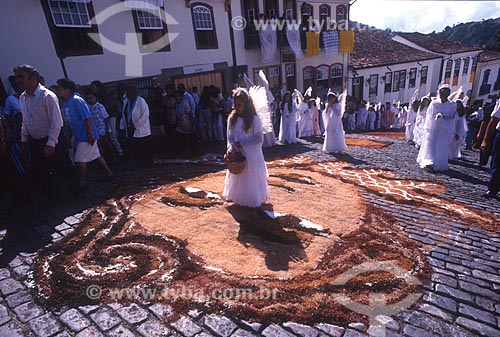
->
[480, 98, 500, 198]
[122, 85, 152, 167]
[14, 64, 76, 203]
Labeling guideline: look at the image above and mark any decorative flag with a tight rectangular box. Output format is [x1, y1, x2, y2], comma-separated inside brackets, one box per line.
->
[339, 30, 354, 53]
[322, 31, 339, 58]
[306, 32, 320, 57]
[286, 26, 304, 59]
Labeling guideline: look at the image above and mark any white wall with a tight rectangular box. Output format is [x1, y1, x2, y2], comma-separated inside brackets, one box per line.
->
[1, 0, 234, 88]
[348, 58, 440, 104]
[0, 0, 64, 88]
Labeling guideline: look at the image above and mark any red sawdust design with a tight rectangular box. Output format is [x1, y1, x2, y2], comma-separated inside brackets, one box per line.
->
[364, 132, 406, 140]
[345, 137, 393, 149]
[33, 156, 496, 325]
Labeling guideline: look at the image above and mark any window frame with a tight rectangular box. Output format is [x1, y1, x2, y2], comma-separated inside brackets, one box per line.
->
[420, 66, 428, 84]
[303, 66, 315, 92]
[398, 69, 406, 89]
[331, 63, 342, 87]
[384, 72, 392, 93]
[41, 0, 103, 57]
[135, 8, 163, 30]
[369, 74, 378, 97]
[131, 7, 171, 53]
[408, 68, 417, 88]
[393, 71, 400, 92]
[48, 0, 91, 28]
[482, 69, 491, 86]
[191, 3, 218, 50]
[463, 57, 470, 75]
[336, 5, 347, 28]
[444, 59, 453, 82]
[319, 4, 331, 30]
[283, 0, 296, 20]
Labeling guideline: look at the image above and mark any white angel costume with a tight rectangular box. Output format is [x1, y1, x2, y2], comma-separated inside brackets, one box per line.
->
[413, 104, 428, 147]
[417, 99, 457, 171]
[278, 100, 297, 144]
[255, 70, 277, 147]
[298, 108, 314, 137]
[405, 107, 417, 142]
[223, 115, 269, 208]
[322, 101, 347, 153]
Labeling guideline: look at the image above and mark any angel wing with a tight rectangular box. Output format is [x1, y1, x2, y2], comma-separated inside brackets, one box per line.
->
[243, 73, 254, 88]
[257, 70, 275, 104]
[462, 95, 469, 107]
[448, 85, 463, 102]
[293, 89, 308, 113]
[303, 86, 312, 99]
[410, 89, 419, 106]
[338, 89, 347, 117]
[249, 85, 273, 134]
[257, 70, 269, 89]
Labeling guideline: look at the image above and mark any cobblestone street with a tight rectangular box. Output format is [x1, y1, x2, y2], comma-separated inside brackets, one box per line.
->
[0, 132, 499, 337]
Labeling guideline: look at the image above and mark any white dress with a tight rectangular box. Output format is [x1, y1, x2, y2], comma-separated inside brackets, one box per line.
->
[405, 108, 417, 142]
[322, 103, 347, 153]
[417, 100, 456, 171]
[413, 106, 428, 147]
[223, 115, 270, 208]
[278, 103, 297, 144]
[298, 108, 314, 137]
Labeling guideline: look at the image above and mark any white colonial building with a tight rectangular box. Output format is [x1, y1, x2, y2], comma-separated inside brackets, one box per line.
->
[232, 0, 352, 97]
[347, 30, 441, 104]
[0, 0, 237, 96]
[473, 50, 500, 103]
[392, 32, 483, 98]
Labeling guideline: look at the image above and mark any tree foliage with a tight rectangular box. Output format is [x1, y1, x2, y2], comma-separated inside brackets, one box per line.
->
[433, 18, 500, 50]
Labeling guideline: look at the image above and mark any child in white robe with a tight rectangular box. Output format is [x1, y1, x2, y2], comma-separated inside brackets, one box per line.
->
[322, 93, 347, 153]
[298, 100, 315, 138]
[278, 92, 297, 144]
[413, 97, 430, 148]
[223, 88, 269, 208]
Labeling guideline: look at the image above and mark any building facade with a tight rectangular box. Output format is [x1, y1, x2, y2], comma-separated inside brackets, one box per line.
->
[473, 50, 500, 103]
[348, 30, 441, 104]
[0, 0, 236, 96]
[392, 32, 483, 99]
[232, 0, 352, 97]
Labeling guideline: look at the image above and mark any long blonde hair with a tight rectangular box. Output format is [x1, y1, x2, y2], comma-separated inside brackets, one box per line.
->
[228, 88, 257, 132]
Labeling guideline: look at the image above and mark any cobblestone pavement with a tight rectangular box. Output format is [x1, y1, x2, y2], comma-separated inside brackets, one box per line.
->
[0, 132, 499, 337]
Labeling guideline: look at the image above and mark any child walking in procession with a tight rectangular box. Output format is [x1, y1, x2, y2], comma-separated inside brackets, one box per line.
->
[322, 92, 347, 153]
[223, 88, 269, 208]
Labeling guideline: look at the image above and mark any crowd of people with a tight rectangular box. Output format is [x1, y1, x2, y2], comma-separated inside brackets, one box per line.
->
[1, 63, 499, 210]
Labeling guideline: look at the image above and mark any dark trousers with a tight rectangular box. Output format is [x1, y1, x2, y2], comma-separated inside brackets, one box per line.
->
[30, 134, 76, 200]
[133, 135, 153, 167]
[175, 131, 194, 158]
[488, 131, 500, 195]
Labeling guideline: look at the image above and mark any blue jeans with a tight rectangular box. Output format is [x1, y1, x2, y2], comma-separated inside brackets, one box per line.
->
[465, 126, 478, 148]
[488, 132, 500, 195]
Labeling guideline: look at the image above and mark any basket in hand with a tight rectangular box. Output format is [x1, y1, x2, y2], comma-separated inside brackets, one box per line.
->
[225, 147, 246, 174]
